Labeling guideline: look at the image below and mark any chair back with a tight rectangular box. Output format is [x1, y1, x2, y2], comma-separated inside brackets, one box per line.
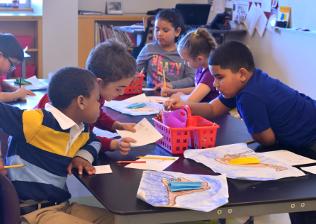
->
[0, 174, 21, 224]
[132, 16, 154, 58]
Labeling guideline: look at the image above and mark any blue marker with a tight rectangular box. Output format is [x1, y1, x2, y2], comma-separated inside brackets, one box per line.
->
[127, 102, 146, 109]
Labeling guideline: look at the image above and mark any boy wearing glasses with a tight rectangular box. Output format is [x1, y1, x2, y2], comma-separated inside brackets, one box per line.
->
[0, 33, 34, 102]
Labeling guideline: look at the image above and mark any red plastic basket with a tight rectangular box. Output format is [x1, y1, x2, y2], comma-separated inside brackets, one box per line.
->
[153, 106, 220, 154]
[124, 73, 144, 94]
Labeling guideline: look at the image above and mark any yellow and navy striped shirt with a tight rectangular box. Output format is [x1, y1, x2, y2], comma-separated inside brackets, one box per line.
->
[0, 103, 101, 202]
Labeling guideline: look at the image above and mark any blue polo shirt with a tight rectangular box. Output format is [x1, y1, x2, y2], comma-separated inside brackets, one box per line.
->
[219, 69, 316, 148]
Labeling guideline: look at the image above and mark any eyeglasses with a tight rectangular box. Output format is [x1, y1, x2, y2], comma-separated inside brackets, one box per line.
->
[7, 57, 16, 73]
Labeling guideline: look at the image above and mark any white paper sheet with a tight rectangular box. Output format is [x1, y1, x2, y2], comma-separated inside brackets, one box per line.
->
[261, 150, 316, 166]
[104, 94, 164, 116]
[256, 7, 268, 37]
[245, 4, 261, 36]
[94, 165, 112, 174]
[116, 118, 163, 147]
[125, 155, 178, 171]
[24, 76, 49, 90]
[92, 127, 119, 138]
[184, 143, 305, 181]
[301, 166, 316, 174]
[137, 171, 229, 212]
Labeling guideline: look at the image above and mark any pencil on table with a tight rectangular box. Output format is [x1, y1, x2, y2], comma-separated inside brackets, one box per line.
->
[116, 160, 146, 164]
[136, 156, 176, 161]
[4, 164, 25, 169]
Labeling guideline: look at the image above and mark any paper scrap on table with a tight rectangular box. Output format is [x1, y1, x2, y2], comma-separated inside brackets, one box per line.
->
[184, 143, 305, 181]
[93, 127, 119, 138]
[301, 166, 316, 174]
[116, 118, 162, 147]
[24, 76, 49, 90]
[94, 165, 112, 174]
[125, 155, 178, 171]
[260, 150, 316, 166]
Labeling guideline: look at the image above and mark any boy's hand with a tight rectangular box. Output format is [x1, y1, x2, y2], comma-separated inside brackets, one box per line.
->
[111, 138, 136, 155]
[113, 121, 136, 132]
[164, 94, 185, 110]
[14, 87, 35, 101]
[67, 156, 95, 176]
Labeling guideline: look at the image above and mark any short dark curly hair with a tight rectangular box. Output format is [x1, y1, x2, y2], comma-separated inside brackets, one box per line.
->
[85, 40, 136, 83]
[48, 67, 97, 109]
[209, 41, 255, 73]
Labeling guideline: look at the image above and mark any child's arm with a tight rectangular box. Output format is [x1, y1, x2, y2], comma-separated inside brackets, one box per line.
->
[165, 97, 230, 120]
[112, 121, 136, 132]
[161, 87, 194, 97]
[1, 81, 17, 92]
[110, 138, 136, 155]
[136, 44, 150, 73]
[0, 87, 35, 103]
[251, 128, 276, 146]
[180, 83, 212, 103]
[68, 131, 103, 175]
[170, 65, 195, 88]
[190, 98, 230, 120]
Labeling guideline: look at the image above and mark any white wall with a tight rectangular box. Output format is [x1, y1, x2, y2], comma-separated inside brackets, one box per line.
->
[42, 0, 78, 76]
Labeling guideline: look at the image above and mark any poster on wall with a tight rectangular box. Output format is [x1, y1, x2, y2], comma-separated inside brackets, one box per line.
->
[106, 0, 123, 14]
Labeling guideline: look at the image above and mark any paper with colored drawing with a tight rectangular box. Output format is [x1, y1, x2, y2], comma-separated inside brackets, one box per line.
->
[184, 143, 305, 181]
[104, 94, 164, 116]
[137, 171, 228, 212]
[116, 118, 162, 147]
[125, 155, 178, 171]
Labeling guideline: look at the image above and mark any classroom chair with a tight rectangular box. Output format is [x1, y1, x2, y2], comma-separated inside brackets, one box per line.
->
[0, 173, 21, 224]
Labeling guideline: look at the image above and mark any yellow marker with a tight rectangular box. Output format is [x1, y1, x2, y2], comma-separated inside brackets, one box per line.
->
[137, 156, 176, 161]
[4, 164, 25, 169]
[228, 157, 260, 165]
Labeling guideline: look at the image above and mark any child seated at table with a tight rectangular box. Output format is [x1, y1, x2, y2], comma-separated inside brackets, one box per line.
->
[161, 28, 219, 102]
[165, 41, 316, 224]
[136, 9, 195, 89]
[0, 33, 34, 102]
[166, 40, 316, 156]
[36, 40, 136, 155]
[2, 67, 114, 223]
